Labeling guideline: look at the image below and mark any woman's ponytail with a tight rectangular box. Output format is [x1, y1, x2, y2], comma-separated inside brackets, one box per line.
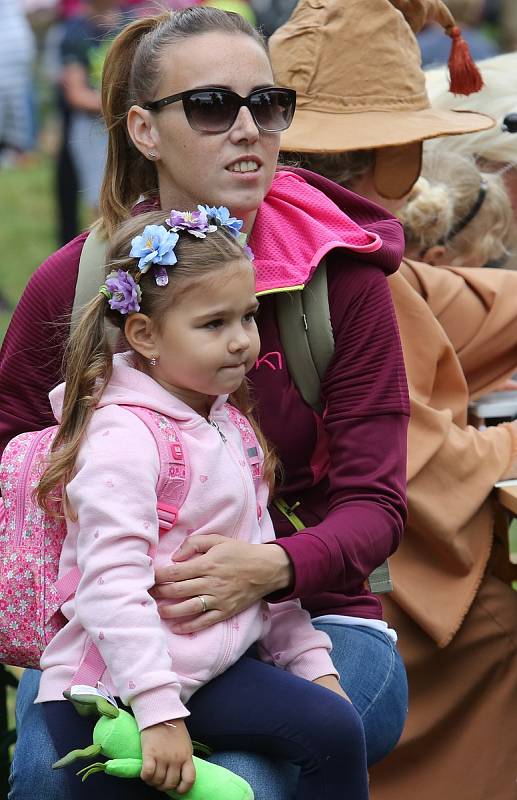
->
[99, 14, 168, 237]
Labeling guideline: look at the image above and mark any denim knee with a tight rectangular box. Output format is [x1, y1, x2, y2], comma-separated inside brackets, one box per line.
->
[313, 622, 408, 766]
[8, 669, 66, 800]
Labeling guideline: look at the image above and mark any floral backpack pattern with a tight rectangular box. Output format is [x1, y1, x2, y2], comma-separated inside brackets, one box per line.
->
[0, 404, 260, 669]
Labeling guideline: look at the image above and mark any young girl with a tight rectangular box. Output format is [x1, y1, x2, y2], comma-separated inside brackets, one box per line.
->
[399, 148, 515, 268]
[34, 206, 369, 799]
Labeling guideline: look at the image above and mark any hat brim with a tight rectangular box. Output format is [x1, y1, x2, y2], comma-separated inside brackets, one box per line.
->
[280, 108, 494, 152]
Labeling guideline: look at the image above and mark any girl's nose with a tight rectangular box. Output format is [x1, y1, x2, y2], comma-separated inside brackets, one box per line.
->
[229, 327, 251, 352]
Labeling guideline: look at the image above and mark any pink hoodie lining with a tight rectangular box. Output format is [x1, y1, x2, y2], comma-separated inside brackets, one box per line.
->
[251, 172, 383, 295]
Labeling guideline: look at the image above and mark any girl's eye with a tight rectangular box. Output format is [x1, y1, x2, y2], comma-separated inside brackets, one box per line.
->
[243, 310, 258, 324]
[204, 319, 223, 329]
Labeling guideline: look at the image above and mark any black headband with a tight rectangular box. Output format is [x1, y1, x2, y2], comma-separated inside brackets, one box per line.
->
[437, 179, 488, 246]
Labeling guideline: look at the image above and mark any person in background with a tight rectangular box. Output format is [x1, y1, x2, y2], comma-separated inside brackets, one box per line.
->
[60, 0, 123, 218]
[0, 0, 36, 166]
[426, 51, 517, 224]
[417, 0, 498, 66]
[399, 148, 515, 268]
[268, 0, 517, 798]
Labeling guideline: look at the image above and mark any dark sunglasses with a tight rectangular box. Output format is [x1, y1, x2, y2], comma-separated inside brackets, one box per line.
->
[143, 87, 296, 133]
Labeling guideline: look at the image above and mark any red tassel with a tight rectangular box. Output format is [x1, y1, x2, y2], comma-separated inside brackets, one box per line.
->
[447, 26, 484, 95]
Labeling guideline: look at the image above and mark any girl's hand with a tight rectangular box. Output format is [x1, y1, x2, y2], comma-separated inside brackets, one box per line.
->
[140, 719, 195, 794]
[313, 674, 352, 704]
[151, 535, 293, 633]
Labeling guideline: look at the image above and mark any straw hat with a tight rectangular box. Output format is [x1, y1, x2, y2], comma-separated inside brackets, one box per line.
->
[270, 0, 494, 197]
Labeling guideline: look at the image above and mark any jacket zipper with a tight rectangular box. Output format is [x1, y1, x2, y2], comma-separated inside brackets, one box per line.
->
[209, 417, 250, 675]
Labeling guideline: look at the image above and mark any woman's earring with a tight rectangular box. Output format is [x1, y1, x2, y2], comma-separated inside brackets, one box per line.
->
[150, 354, 159, 366]
[147, 151, 158, 160]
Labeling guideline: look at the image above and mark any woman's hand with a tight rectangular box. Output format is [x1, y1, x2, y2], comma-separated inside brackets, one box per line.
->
[140, 719, 195, 794]
[313, 674, 352, 704]
[151, 535, 294, 633]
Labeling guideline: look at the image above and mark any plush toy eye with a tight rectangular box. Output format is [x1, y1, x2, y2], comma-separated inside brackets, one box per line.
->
[502, 113, 517, 133]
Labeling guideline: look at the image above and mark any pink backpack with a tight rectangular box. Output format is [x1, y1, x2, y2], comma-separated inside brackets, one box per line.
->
[0, 404, 260, 673]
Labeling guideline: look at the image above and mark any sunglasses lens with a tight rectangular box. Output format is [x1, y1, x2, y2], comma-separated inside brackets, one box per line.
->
[250, 89, 295, 132]
[184, 90, 239, 132]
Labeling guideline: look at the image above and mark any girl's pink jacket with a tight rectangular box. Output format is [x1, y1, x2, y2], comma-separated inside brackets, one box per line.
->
[36, 353, 336, 731]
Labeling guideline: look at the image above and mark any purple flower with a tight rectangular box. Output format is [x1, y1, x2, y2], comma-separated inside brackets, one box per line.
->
[198, 205, 243, 238]
[104, 270, 142, 314]
[166, 209, 217, 238]
[243, 244, 255, 261]
[153, 265, 169, 287]
[129, 225, 179, 272]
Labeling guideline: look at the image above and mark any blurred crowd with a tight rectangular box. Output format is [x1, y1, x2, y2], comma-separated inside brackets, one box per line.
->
[1, 0, 516, 246]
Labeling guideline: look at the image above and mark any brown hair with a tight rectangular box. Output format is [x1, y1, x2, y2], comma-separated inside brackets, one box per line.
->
[294, 150, 375, 188]
[37, 211, 276, 512]
[99, 7, 267, 236]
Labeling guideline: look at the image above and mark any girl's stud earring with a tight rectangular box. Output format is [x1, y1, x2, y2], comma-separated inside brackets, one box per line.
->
[150, 354, 159, 366]
[147, 151, 158, 160]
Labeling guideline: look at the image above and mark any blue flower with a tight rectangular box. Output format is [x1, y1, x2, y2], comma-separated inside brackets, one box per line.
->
[129, 225, 179, 273]
[198, 205, 243, 238]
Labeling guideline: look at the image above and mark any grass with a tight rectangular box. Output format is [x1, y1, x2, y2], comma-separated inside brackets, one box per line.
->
[0, 155, 59, 342]
[0, 154, 59, 748]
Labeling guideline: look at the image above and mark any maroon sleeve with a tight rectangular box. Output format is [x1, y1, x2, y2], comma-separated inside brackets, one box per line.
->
[0, 234, 86, 455]
[276, 257, 409, 600]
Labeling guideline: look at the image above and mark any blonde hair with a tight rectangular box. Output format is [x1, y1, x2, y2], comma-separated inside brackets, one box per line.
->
[37, 212, 276, 511]
[99, 7, 267, 237]
[425, 52, 517, 164]
[399, 148, 514, 266]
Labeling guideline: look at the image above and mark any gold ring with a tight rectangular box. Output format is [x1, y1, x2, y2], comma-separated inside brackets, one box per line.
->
[198, 595, 208, 613]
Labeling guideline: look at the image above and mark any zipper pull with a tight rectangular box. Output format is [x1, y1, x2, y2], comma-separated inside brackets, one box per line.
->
[208, 418, 227, 443]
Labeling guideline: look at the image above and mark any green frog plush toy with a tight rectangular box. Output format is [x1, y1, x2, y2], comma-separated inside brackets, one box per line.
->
[53, 688, 254, 800]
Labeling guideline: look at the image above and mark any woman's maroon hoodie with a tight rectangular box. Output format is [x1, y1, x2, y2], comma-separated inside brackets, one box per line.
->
[0, 168, 409, 620]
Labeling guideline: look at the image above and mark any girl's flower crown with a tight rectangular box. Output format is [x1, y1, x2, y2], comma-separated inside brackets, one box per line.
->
[99, 206, 253, 315]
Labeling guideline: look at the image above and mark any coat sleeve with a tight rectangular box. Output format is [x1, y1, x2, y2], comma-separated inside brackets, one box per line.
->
[256, 488, 338, 681]
[401, 259, 517, 397]
[387, 268, 517, 645]
[276, 259, 410, 599]
[68, 406, 189, 730]
[0, 236, 86, 455]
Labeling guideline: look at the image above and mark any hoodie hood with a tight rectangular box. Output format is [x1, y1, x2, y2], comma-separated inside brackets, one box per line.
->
[49, 352, 228, 423]
[250, 169, 404, 295]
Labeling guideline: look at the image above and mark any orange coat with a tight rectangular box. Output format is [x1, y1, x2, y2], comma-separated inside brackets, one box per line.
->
[371, 260, 517, 800]
[387, 259, 517, 647]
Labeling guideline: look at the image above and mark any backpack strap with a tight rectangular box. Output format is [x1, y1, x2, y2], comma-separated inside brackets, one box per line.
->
[224, 404, 262, 494]
[71, 224, 108, 334]
[274, 259, 392, 594]
[70, 406, 190, 687]
[275, 259, 334, 416]
[121, 406, 190, 531]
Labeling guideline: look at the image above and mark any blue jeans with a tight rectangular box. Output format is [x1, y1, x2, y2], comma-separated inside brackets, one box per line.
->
[9, 623, 407, 799]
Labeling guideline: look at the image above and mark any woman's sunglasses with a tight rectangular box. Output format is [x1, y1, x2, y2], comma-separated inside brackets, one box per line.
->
[143, 87, 296, 133]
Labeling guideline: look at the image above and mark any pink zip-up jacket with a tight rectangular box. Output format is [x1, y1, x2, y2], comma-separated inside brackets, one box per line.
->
[36, 353, 336, 731]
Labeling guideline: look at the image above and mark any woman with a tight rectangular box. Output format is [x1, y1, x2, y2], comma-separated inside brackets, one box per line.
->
[2, 7, 409, 799]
